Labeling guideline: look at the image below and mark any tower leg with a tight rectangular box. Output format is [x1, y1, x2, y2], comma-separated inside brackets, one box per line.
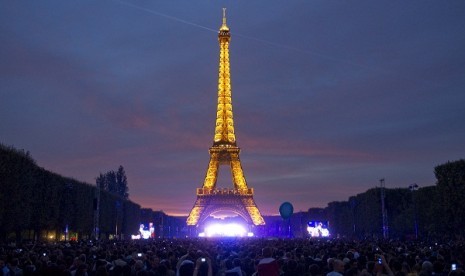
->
[187, 197, 206, 226]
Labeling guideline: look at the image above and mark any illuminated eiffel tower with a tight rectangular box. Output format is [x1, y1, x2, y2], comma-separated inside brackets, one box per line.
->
[186, 9, 265, 226]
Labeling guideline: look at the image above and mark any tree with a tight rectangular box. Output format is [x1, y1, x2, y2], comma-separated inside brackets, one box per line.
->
[0, 144, 34, 241]
[106, 171, 117, 194]
[96, 166, 129, 199]
[326, 201, 352, 237]
[416, 186, 444, 237]
[116, 165, 129, 199]
[381, 188, 424, 238]
[96, 173, 106, 191]
[435, 159, 465, 236]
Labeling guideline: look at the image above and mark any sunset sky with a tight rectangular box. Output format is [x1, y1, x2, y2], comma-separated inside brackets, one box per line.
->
[1, 1, 464, 216]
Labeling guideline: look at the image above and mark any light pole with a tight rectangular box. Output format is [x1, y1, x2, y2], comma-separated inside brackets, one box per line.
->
[380, 178, 389, 239]
[409, 183, 419, 239]
[349, 197, 357, 237]
[93, 184, 100, 240]
[115, 205, 118, 239]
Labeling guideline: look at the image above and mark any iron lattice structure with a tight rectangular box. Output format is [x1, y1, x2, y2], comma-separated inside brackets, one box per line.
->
[186, 10, 265, 226]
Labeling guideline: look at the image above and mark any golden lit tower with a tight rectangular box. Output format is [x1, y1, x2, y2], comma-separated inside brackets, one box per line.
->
[186, 9, 265, 226]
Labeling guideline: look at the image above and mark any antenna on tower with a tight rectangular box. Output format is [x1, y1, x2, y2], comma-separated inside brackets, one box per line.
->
[220, 8, 229, 31]
[223, 8, 226, 24]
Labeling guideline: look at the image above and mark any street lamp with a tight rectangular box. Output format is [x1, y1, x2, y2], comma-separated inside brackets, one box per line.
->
[409, 184, 419, 239]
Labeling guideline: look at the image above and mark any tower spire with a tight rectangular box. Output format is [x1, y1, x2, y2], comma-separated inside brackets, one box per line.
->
[214, 7, 234, 145]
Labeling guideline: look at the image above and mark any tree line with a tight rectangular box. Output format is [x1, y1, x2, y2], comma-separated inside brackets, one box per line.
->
[301, 159, 465, 239]
[0, 144, 140, 242]
[1, 143, 463, 241]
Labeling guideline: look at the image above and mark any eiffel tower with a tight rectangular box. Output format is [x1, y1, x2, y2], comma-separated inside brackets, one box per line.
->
[186, 9, 265, 226]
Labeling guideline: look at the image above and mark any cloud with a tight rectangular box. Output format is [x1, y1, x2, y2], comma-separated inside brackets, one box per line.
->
[1, 0, 464, 217]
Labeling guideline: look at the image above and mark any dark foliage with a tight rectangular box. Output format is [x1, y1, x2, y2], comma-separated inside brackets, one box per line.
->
[0, 144, 140, 242]
[304, 159, 465, 240]
[1, 143, 464, 240]
[97, 166, 129, 199]
[435, 159, 465, 237]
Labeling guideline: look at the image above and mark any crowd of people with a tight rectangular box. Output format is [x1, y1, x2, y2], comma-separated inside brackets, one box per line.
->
[1, 237, 464, 276]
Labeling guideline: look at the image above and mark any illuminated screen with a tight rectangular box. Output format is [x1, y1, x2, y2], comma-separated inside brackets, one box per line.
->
[307, 221, 330, 237]
[131, 223, 155, 239]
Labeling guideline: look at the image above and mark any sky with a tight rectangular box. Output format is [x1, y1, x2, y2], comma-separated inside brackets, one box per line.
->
[1, 1, 464, 216]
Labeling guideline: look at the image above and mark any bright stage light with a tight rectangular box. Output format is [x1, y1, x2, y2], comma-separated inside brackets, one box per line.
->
[201, 223, 249, 237]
